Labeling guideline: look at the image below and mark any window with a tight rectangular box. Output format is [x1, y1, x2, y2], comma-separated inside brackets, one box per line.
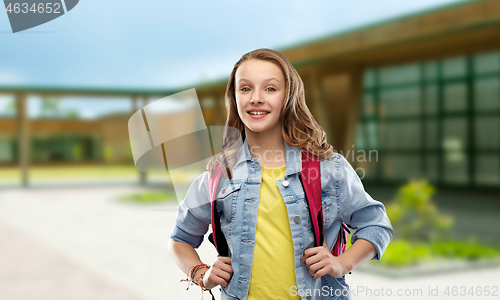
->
[357, 50, 500, 189]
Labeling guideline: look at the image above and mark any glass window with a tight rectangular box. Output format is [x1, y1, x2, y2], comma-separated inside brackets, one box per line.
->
[382, 154, 422, 180]
[474, 51, 500, 75]
[475, 154, 500, 186]
[443, 117, 468, 184]
[381, 121, 420, 150]
[366, 120, 379, 150]
[424, 84, 438, 115]
[363, 70, 376, 88]
[442, 56, 467, 78]
[379, 87, 421, 117]
[474, 77, 500, 112]
[379, 63, 420, 86]
[443, 156, 468, 184]
[0, 137, 13, 162]
[355, 123, 366, 151]
[444, 83, 467, 112]
[0, 96, 16, 118]
[423, 61, 437, 81]
[425, 119, 438, 150]
[355, 149, 378, 180]
[425, 154, 439, 182]
[362, 93, 375, 117]
[475, 117, 500, 149]
[443, 117, 468, 147]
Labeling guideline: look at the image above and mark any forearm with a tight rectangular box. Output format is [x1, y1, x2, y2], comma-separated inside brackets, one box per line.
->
[168, 238, 204, 275]
[337, 238, 377, 275]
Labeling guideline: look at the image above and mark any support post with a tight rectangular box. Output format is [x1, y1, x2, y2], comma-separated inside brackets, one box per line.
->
[16, 93, 29, 187]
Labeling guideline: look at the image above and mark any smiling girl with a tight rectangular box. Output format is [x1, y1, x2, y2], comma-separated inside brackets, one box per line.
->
[168, 48, 394, 300]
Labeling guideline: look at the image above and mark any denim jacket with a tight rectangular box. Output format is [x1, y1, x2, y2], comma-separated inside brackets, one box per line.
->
[170, 138, 394, 300]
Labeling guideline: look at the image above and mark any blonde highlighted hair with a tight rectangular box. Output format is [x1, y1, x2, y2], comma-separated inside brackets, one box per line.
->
[208, 48, 334, 178]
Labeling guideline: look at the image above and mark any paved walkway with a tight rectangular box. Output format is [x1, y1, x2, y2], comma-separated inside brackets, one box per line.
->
[0, 185, 498, 300]
[0, 220, 146, 300]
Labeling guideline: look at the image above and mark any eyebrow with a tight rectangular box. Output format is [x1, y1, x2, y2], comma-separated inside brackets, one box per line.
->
[237, 77, 281, 84]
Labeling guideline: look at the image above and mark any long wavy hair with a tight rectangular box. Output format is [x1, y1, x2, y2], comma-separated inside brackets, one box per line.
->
[207, 48, 334, 179]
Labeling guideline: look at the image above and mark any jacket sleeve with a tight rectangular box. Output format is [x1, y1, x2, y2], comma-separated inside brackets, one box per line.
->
[336, 154, 395, 260]
[169, 171, 212, 249]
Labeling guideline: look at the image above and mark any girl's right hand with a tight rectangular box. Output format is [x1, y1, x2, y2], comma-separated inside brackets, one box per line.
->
[202, 256, 233, 290]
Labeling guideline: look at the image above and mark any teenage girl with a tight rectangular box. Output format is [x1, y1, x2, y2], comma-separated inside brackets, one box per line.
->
[168, 48, 394, 300]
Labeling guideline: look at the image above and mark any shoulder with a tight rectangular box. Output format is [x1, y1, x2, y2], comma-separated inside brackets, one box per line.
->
[319, 151, 348, 173]
[319, 152, 361, 190]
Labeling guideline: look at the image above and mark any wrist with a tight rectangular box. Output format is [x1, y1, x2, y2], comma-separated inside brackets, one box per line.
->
[337, 255, 353, 277]
[180, 263, 211, 291]
[193, 267, 208, 281]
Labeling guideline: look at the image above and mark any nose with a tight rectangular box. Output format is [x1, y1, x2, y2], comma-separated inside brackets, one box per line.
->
[251, 90, 264, 104]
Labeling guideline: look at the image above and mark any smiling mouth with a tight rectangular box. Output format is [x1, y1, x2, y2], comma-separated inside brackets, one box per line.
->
[248, 111, 270, 115]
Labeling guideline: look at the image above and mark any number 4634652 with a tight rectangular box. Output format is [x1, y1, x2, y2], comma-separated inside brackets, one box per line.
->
[5, 3, 62, 14]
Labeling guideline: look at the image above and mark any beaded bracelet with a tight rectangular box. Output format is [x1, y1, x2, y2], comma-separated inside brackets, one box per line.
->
[180, 263, 214, 300]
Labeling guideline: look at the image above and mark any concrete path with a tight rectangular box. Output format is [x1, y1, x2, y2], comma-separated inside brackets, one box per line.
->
[0, 220, 146, 300]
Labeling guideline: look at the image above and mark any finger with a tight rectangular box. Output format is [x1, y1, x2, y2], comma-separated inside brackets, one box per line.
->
[313, 268, 329, 279]
[303, 246, 322, 258]
[208, 272, 229, 287]
[213, 259, 232, 273]
[219, 256, 232, 265]
[212, 267, 233, 282]
[218, 262, 234, 274]
[304, 253, 323, 268]
[215, 276, 229, 287]
[307, 260, 326, 277]
[322, 239, 329, 250]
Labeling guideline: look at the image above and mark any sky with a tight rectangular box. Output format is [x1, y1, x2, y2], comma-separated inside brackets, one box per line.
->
[0, 0, 466, 118]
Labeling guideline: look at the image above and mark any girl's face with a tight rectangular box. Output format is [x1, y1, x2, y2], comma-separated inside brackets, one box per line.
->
[234, 59, 286, 137]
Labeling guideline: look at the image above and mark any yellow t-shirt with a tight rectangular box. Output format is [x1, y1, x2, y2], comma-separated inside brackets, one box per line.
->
[247, 164, 300, 299]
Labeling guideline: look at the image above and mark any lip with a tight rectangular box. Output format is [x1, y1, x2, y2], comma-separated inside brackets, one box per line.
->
[247, 109, 270, 119]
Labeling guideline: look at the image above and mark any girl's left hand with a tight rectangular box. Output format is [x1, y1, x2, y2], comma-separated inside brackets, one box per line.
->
[300, 244, 347, 279]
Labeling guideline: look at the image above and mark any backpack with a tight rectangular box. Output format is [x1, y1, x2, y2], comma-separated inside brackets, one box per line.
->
[208, 151, 350, 258]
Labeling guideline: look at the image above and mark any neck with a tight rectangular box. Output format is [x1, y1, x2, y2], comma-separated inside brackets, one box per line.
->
[245, 126, 286, 168]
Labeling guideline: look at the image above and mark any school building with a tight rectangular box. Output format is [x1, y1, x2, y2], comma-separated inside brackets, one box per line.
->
[1, 0, 499, 190]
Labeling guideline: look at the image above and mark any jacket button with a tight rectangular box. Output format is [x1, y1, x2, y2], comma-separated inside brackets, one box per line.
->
[282, 180, 289, 187]
[294, 216, 300, 223]
[252, 164, 259, 168]
[222, 188, 226, 194]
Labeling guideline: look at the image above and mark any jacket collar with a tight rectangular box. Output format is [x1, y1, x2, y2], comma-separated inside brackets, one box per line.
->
[235, 137, 302, 176]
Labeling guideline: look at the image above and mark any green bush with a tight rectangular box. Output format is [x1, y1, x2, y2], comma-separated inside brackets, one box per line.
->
[379, 239, 500, 267]
[386, 179, 453, 242]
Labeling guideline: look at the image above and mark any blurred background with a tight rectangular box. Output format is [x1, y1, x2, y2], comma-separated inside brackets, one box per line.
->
[1, 0, 500, 299]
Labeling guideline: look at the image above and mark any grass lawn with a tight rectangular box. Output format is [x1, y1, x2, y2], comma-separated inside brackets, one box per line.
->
[0, 165, 167, 181]
[118, 190, 179, 204]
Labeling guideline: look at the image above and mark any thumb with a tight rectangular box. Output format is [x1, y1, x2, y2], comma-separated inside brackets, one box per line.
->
[322, 240, 329, 250]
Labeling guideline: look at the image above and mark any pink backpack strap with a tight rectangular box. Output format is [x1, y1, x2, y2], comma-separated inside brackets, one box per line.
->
[301, 151, 324, 247]
[208, 163, 229, 256]
[332, 222, 350, 257]
[301, 151, 348, 257]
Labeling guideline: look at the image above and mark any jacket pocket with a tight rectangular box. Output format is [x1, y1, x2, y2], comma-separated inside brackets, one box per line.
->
[216, 181, 243, 224]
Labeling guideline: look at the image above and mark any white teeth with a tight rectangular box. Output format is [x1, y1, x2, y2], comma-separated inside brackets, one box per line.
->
[248, 111, 269, 115]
